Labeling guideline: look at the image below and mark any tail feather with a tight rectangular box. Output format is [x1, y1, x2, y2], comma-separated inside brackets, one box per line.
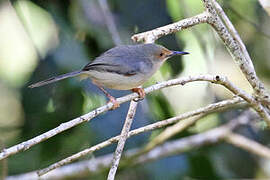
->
[28, 70, 82, 88]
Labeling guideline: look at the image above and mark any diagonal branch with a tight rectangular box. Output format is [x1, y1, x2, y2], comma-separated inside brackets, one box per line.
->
[107, 100, 138, 180]
[131, 12, 210, 43]
[225, 133, 270, 158]
[141, 115, 204, 154]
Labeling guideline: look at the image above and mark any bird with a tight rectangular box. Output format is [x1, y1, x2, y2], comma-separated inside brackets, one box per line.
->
[29, 43, 189, 109]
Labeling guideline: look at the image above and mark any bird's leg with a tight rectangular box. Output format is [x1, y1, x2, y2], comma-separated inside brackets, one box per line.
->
[93, 82, 120, 109]
[131, 88, 145, 102]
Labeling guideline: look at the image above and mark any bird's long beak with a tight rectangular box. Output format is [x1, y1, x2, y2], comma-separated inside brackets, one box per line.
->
[167, 51, 189, 57]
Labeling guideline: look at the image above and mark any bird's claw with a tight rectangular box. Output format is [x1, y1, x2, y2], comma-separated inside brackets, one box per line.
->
[132, 88, 145, 102]
[108, 97, 120, 110]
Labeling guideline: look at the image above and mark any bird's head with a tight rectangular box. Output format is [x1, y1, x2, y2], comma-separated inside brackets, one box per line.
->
[141, 44, 189, 63]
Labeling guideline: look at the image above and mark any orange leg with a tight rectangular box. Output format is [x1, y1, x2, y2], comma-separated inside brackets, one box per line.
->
[93, 81, 120, 109]
[132, 88, 145, 101]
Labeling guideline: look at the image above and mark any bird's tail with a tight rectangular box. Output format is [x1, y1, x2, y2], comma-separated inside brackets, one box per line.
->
[28, 70, 82, 88]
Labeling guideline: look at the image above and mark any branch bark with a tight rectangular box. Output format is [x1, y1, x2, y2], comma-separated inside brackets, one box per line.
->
[225, 133, 270, 158]
[107, 100, 138, 180]
[131, 12, 209, 43]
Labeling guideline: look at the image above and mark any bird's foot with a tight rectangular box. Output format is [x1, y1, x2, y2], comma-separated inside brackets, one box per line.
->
[132, 88, 145, 102]
[93, 82, 120, 110]
[108, 96, 120, 110]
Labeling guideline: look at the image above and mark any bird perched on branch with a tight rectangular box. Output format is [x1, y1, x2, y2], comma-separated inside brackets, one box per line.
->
[29, 43, 189, 109]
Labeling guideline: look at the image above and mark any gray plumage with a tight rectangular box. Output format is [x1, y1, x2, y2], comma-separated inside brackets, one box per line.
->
[82, 44, 157, 75]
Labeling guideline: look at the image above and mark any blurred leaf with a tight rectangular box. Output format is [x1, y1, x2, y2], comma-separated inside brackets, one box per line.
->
[82, 92, 106, 114]
[0, 1, 37, 87]
[258, 0, 270, 15]
[15, 0, 59, 58]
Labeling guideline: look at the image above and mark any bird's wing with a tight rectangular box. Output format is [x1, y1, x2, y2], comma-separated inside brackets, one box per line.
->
[82, 45, 153, 76]
[82, 56, 144, 77]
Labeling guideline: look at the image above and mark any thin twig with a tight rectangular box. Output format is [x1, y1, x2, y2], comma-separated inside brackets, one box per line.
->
[37, 96, 244, 176]
[107, 100, 138, 180]
[142, 115, 204, 153]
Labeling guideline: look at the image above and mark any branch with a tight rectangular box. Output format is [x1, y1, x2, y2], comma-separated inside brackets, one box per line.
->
[225, 133, 270, 158]
[131, 12, 210, 43]
[107, 100, 138, 180]
[37, 96, 244, 176]
[213, 76, 270, 124]
[142, 115, 204, 154]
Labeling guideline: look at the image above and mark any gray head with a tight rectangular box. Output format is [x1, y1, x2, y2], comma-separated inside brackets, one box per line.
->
[138, 43, 189, 61]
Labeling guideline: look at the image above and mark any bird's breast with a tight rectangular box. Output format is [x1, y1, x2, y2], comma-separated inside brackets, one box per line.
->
[85, 70, 147, 90]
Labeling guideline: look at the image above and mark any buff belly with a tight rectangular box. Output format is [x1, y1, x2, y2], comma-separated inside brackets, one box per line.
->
[85, 71, 147, 90]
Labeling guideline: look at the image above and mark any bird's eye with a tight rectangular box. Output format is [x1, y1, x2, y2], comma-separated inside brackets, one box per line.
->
[159, 53, 164, 57]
